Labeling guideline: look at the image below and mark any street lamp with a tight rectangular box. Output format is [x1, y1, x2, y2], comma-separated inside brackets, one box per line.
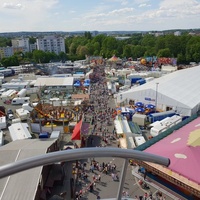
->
[155, 82, 159, 113]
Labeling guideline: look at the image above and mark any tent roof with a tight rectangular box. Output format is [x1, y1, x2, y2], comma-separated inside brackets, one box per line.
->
[34, 77, 74, 87]
[108, 55, 121, 62]
[71, 120, 82, 140]
[120, 66, 200, 109]
[0, 139, 57, 200]
[145, 116, 200, 184]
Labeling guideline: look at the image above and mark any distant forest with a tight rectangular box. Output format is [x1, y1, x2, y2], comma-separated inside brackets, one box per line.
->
[0, 32, 200, 67]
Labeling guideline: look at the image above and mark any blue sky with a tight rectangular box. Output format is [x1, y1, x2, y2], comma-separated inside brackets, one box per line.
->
[0, 0, 200, 32]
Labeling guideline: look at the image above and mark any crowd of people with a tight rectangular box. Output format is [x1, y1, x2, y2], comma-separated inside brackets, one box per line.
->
[84, 66, 117, 147]
[73, 65, 170, 200]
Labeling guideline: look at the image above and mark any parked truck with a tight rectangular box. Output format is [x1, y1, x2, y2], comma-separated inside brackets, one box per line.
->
[0, 116, 7, 130]
[22, 102, 38, 112]
[11, 97, 30, 105]
[132, 113, 147, 126]
[148, 110, 176, 123]
[16, 108, 30, 121]
[16, 88, 27, 98]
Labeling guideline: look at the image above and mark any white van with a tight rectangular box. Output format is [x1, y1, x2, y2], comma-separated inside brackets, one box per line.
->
[11, 97, 30, 105]
[135, 136, 146, 146]
[0, 130, 4, 146]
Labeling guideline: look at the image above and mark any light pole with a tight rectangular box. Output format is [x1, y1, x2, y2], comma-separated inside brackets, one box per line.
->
[155, 82, 159, 113]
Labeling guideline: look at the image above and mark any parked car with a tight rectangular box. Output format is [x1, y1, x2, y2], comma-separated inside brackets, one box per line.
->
[8, 114, 14, 120]
[4, 100, 11, 105]
[7, 108, 13, 115]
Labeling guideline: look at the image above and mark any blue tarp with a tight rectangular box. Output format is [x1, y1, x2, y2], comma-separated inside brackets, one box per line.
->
[135, 102, 144, 107]
[135, 107, 145, 113]
[74, 81, 81, 86]
[145, 104, 155, 109]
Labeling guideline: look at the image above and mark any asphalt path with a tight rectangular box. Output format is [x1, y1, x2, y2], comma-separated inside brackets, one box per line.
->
[1, 73, 180, 200]
[71, 67, 176, 200]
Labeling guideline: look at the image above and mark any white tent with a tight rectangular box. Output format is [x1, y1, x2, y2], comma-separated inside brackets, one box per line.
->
[116, 66, 200, 116]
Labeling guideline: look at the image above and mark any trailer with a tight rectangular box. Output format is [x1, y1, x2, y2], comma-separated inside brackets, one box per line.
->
[130, 77, 142, 84]
[16, 88, 27, 97]
[16, 108, 30, 121]
[135, 136, 146, 146]
[127, 136, 136, 149]
[121, 118, 132, 134]
[150, 115, 182, 137]
[12, 118, 21, 124]
[39, 132, 49, 139]
[11, 97, 30, 105]
[148, 110, 176, 123]
[0, 130, 4, 146]
[0, 116, 7, 130]
[1, 89, 16, 101]
[8, 123, 32, 141]
[114, 119, 123, 135]
[150, 123, 168, 137]
[132, 114, 147, 126]
[136, 79, 146, 85]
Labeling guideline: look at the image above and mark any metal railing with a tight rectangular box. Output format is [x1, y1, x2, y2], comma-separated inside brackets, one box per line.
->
[0, 147, 170, 200]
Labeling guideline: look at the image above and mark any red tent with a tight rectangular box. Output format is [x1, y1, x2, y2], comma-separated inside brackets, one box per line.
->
[71, 120, 82, 140]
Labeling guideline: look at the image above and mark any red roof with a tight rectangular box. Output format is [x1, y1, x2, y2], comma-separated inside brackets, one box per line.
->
[71, 120, 82, 140]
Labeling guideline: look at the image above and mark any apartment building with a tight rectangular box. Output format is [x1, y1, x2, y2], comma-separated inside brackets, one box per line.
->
[36, 36, 66, 55]
[0, 47, 13, 59]
[11, 38, 30, 52]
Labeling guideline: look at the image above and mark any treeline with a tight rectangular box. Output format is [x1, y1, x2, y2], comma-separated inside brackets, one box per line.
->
[65, 32, 200, 64]
[1, 32, 200, 67]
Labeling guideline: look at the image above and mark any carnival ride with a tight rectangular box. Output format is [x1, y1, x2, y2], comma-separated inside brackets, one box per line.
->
[31, 103, 79, 124]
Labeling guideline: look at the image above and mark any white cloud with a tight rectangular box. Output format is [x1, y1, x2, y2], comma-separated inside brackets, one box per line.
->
[69, 10, 76, 14]
[150, 0, 200, 19]
[0, 0, 60, 31]
[0, 0, 199, 32]
[138, 3, 151, 8]
[3, 3, 23, 9]
[109, 7, 134, 15]
[133, 0, 150, 4]
[89, 7, 134, 18]
[121, 0, 128, 5]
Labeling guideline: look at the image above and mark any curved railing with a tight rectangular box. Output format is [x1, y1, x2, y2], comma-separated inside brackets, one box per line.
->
[0, 147, 170, 200]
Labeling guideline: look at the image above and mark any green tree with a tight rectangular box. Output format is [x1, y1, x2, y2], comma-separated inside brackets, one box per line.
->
[0, 37, 12, 47]
[92, 42, 100, 55]
[157, 48, 172, 57]
[58, 51, 68, 62]
[144, 47, 156, 57]
[84, 31, 92, 40]
[1, 55, 19, 66]
[76, 45, 89, 58]
[33, 50, 46, 63]
[177, 53, 186, 64]
[122, 44, 133, 58]
[141, 34, 156, 47]
[29, 37, 36, 44]
[69, 43, 77, 55]
[132, 45, 146, 59]
[102, 37, 118, 58]
[165, 34, 181, 57]
[155, 36, 166, 52]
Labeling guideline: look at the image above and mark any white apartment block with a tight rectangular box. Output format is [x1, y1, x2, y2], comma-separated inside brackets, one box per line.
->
[174, 31, 181, 36]
[36, 36, 66, 55]
[30, 43, 37, 52]
[0, 47, 14, 59]
[12, 38, 30, 52]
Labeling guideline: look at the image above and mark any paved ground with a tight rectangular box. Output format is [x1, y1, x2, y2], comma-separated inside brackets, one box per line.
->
[52, 68, 179, 200]
[0, 74, 185, 200]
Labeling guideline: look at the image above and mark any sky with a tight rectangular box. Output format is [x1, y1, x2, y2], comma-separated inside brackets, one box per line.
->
[0, 0, 200, 32]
